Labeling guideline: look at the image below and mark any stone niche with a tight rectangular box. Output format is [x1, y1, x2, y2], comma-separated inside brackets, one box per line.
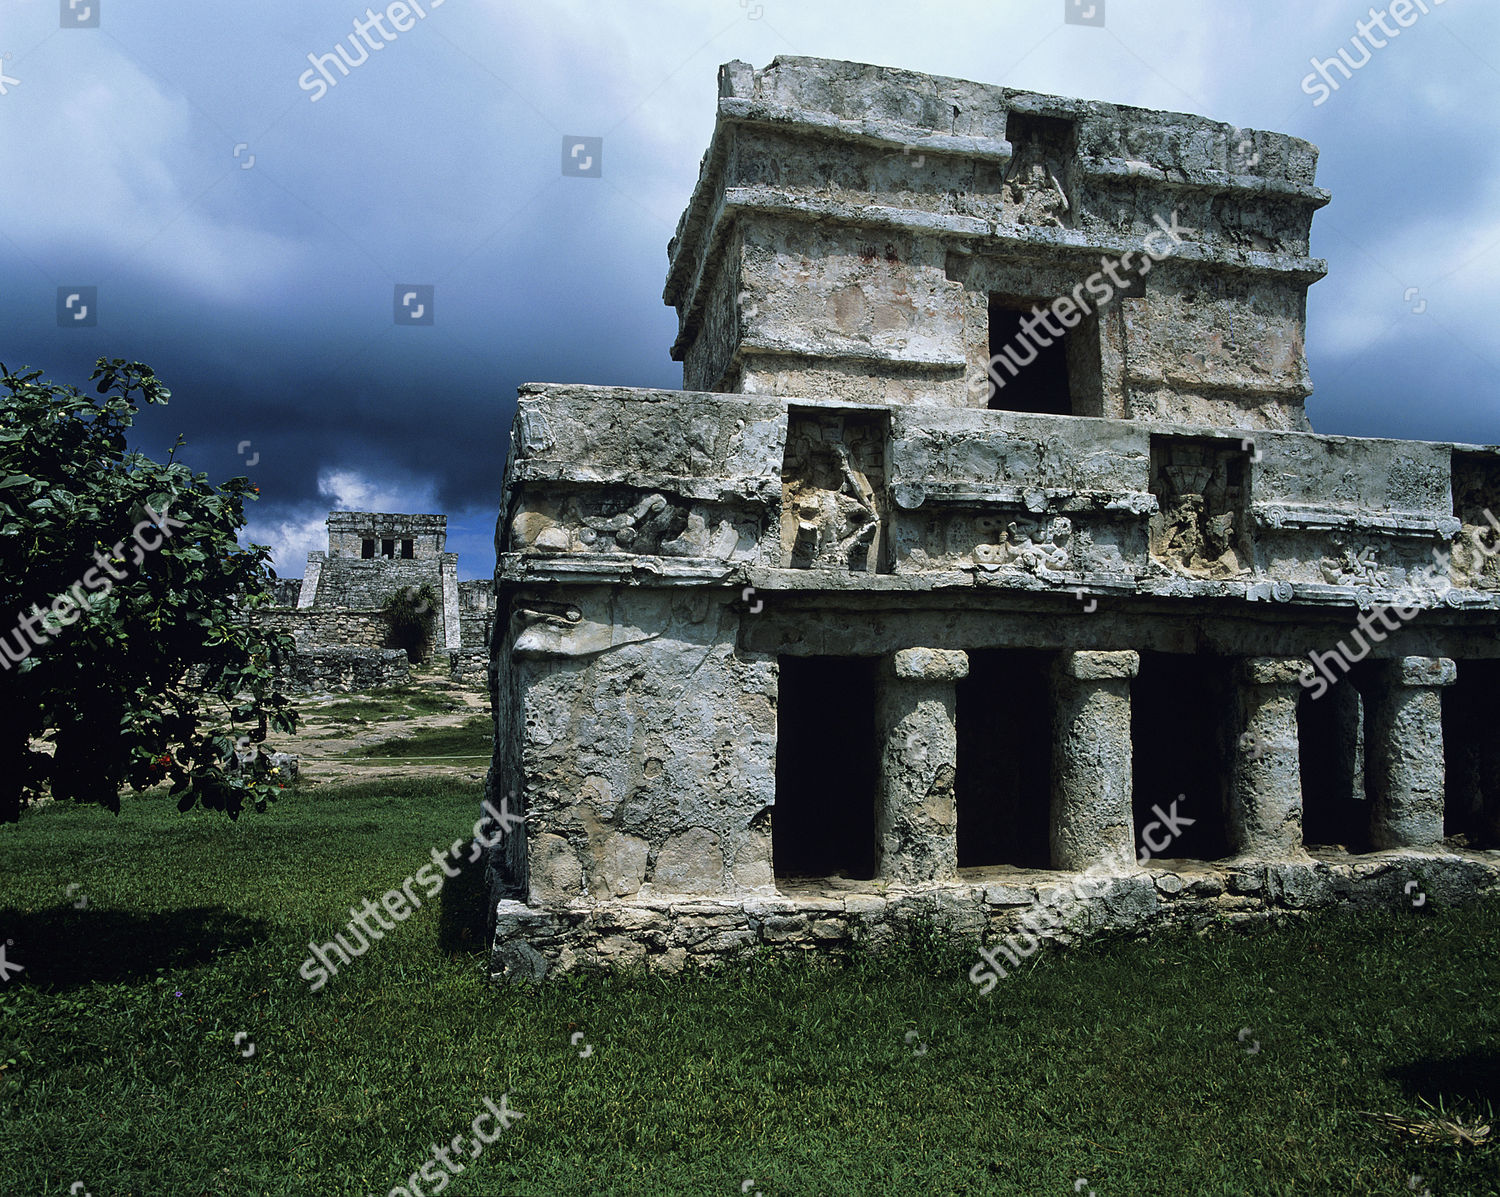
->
[779, 409, 888, 572]
[1452, 451, 1500, 590]
[1148, 436, 1251, 578]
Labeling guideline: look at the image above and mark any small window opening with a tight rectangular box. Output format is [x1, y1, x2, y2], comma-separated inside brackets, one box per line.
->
[986, 296, 1074, 414]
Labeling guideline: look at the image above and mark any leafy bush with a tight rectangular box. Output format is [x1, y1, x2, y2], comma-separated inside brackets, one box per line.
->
[0, 358, 296, 821]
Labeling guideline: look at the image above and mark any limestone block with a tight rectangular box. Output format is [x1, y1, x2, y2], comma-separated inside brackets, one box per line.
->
[652, 828, 726, 894]
[1395, 656, 1458, 688]
[596, 833, 650, 897]
[1266, 862, 1333, 909]
[983, 883, 1036, 907]
[889, 648, 970, 680]
[729, 826, 775, 890]
[1058, 650, 1140, 681]
[761, 915, 809, 942]
[529, 834, 585, 902]
[843, 894, 888, 919]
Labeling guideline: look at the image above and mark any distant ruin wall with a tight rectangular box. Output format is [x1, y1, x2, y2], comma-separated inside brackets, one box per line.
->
[281, 647, 410, 695]
[305, 557, 450, 611]
[256, 608, 391, 652]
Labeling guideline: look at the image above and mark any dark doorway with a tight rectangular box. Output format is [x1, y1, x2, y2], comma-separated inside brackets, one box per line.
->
[1299, 665, 1374, 852]
[987, 295, 1073, 414]
[361, 539, 375, 559]
[956, 649, 1054, 868]
[1131, 652, 1232, 862]
[1444, 660, 1500, 847]
[401, 539, 415, 559]
[773, 656, 878, 880]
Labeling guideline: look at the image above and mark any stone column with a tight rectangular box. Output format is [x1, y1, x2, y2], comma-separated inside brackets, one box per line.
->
[1368, 656, 1456, 849]
[1228, 658, 1306, 858]
[875, 648, 967, 883]
[1050, 650, 1139, 871]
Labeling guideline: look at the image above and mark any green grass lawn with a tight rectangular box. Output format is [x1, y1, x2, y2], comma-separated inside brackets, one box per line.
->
[2, 782, 1498, 1196]
[316, 686, 466, 723]
[349, 714, 494, 760]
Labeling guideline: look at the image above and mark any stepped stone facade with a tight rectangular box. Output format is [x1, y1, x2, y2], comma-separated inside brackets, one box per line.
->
[264, 511, 493, 691]
[484, 56, 1500, 980]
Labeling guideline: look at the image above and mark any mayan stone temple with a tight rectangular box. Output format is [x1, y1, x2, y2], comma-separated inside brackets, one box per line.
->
[484, 56, 1500, 979]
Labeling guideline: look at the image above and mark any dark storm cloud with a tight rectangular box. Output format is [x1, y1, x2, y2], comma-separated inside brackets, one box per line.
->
[3, 0, 1499, 579]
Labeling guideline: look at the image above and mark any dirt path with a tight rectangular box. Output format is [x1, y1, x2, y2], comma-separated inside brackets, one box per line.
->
[281, 665, 493, 788]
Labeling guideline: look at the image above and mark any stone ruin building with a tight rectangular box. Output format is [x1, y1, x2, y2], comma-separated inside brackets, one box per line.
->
[484, 56, 1500, 979]
[260, 511, 493, 692]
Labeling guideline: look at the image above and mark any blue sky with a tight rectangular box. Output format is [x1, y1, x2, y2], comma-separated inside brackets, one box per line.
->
[3, 0, 1498, 580]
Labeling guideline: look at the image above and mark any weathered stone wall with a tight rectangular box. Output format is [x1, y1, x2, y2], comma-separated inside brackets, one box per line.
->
[499, 384, 1494, 609]
[281, 647, 409, 696]
[491, 589, 776, 905]
[307, 557, 448, 610]
[256, 608, 391, 652]
[488, 382, 1500, 979]
[665, 56, 1326, 429]
[492, 851, 1500, 979]
[326, 511, 447, 559]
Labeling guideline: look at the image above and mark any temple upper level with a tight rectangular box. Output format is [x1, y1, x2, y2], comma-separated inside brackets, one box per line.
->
[326, 511, 447, 561]
[665, 56, 1329, 431]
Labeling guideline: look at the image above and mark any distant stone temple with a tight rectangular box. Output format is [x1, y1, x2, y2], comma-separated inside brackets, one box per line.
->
[262, 511, 493, 691]
[485, 56, 1500, 979]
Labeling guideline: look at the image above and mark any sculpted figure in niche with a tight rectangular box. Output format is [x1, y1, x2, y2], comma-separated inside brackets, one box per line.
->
[783, 423, 884, 572]
[1149, 450, 1250, 579]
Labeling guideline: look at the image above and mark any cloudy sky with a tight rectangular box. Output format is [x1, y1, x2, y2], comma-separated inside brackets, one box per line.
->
[3, 0, 1498, 580]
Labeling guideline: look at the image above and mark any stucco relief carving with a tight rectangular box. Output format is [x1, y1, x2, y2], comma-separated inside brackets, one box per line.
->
[781, 413, 887, 571]
[513, 493, 748, 560]
[973, 516, 1072, 578]
[1319, 545, 1389, 588]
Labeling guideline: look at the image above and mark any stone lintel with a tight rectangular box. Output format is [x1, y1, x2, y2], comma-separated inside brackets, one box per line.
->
[1391, 656, 1458, 688]
[1239, 657, 1308, 686]
[1056, 650, 1140, 682]
[889, 647, 969, 681]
